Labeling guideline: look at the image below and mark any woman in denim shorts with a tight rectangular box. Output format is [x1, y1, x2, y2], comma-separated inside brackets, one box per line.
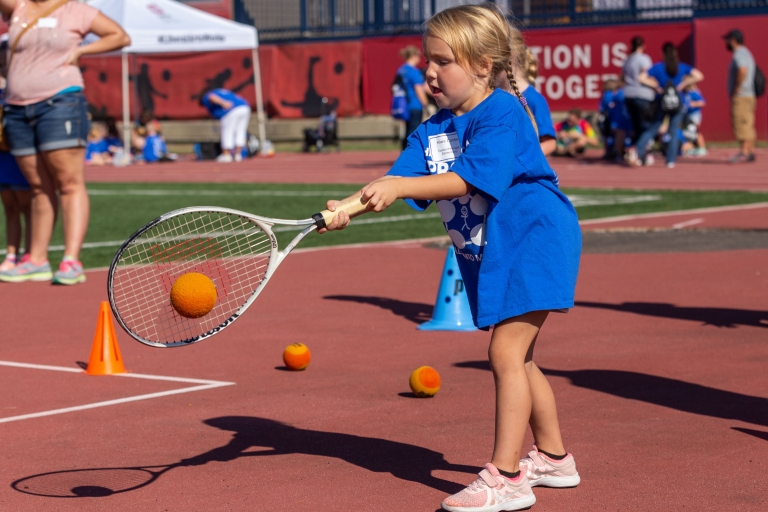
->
[0, 0, 129, 284]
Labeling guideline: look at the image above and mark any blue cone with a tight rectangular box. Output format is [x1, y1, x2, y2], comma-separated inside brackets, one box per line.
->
[418, 248, 477, 331]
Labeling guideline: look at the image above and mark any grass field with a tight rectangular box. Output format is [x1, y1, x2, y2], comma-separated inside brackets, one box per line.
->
[3, 183, 768, 269]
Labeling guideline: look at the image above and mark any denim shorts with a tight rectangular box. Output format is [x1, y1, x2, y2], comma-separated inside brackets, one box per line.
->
[2, 91, 90, 157]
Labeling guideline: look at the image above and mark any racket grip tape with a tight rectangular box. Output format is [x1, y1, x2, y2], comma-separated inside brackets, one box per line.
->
[313, 195, 369, 229]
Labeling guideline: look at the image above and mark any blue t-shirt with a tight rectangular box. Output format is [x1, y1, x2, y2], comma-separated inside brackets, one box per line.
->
[608, 89, 632, 132]
[648, 62, 693, 89]
[599, 89, 614, 114]
[143, 134, 167, 163]
[397, 64, 425, 112]
[0, 152, 28, 187]
[684, 90, 704, 115]
[86, 139, 109, 161]
[522, 87, 555, 140]
[386, 89, 581, 328]
[201, 89, 249, 120]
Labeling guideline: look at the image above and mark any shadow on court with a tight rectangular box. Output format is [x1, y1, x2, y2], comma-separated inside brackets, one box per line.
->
[453, 362, 768, 428]
[732, 427, 768, 442]
[12, 416, 476, 498]
[324, 295, 432, 324]
[575, 301, 768, 329]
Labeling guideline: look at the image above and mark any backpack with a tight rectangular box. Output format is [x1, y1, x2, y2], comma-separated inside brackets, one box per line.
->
[660, 79, 681, 114]
[755, 66, 766, 98]
[390, 72, 410, 122]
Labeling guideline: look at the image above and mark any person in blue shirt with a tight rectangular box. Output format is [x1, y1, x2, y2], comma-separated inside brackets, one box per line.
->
[634, 42, 704, 168]
[598, 79, 617, 158]
[320, 6, 581, 510]
[396, 45, 429, 150]
[141, 121, 168, 163]
[200, 88, 252, 163]
[683, 84, 707, 156]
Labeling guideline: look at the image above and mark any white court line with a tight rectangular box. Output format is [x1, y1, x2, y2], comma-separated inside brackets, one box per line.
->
[0, 360, 234, 424]
[672, 218, 705, 229]
[579, 201, 768, 226]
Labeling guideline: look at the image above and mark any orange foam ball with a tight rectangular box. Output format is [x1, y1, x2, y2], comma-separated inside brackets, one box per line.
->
[170, 272, 217, 319]
[409, 366, 441, 397]
[283, 343, 311, 371]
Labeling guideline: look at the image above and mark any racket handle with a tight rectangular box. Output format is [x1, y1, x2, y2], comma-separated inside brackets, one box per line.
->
[313, 195, 369, 229]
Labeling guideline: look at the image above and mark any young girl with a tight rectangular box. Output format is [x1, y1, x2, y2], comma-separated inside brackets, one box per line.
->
[322, 5, 581, 511]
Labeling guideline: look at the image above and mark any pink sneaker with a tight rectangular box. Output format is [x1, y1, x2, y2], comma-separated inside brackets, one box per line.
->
[520, 445, 580, 488]
[441, 463, 536, 512]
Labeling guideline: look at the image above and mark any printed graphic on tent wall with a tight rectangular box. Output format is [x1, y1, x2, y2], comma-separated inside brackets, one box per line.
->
[260, 42, 362, 118]
[81, 50, 258, 120]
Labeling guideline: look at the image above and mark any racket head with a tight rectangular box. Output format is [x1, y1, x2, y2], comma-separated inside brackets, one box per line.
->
[108, 207, 285, 348]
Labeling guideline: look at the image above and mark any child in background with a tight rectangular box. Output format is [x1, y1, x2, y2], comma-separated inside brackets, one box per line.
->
[683, 83, 707, 156]
[0, 45, 31, 272]
[321, 5, 581, 511]
[554, 108, 599, 157]
[0, 152, 31, 272]
[85, 122, 111, 165]
[598, 79, 618, 159]
[142, 120, 169, 163]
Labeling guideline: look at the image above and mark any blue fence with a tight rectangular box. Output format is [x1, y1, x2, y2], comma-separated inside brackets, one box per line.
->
[235, 0, 768, 41]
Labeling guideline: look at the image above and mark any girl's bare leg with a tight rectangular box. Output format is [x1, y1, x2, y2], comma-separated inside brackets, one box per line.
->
[489, 310, 548, 473]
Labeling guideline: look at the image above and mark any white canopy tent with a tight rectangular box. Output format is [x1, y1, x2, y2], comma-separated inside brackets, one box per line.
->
[86, 0, 266, 157]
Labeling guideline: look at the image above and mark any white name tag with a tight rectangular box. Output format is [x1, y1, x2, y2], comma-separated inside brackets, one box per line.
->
[37, 17, 58, 28]
[428, 132, 461, 163]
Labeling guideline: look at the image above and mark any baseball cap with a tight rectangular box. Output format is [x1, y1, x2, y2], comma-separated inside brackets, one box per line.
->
[722, 29, 744, 44]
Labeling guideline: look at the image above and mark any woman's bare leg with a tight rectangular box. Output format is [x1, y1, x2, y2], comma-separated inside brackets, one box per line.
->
[15, 154, 57, 264]
[39, 148, 89, 261]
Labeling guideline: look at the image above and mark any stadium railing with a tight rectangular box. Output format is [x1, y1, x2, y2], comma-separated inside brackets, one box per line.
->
[235, 0, 768, 42]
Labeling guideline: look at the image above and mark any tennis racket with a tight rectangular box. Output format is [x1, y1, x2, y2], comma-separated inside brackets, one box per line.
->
[107, 195, 368, 348]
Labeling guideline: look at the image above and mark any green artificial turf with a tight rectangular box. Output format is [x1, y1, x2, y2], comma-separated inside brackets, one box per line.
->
[2, 183, 767, 269]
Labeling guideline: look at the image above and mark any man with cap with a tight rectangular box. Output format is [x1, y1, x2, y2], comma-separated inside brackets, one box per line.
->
[724, 29, 756, 163]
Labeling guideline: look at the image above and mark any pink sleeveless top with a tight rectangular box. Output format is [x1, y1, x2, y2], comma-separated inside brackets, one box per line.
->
[5, 0, 98, 105]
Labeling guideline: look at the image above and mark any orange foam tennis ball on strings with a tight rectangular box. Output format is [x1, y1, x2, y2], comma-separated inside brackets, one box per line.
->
[409, 366, 441, 397]
[283, 343, 311, 371]
[170, 272, 217, 319]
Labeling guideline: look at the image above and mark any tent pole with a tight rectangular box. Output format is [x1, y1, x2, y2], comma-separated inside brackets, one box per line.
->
[121, 52, 131, 163]
[252, 48, 267, 154]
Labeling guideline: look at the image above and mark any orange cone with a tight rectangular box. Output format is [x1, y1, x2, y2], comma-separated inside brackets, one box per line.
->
[86, 302, 127, 375]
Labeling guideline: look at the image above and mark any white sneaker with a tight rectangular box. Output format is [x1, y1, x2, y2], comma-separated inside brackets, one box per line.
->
[441, 463, 536, 512]
[666, 162, 676, 169]
[216, 153, 233, 163]
[644, 154, 655, 166]
[234, 152, 243, 162]
[520, 445, 581, 488]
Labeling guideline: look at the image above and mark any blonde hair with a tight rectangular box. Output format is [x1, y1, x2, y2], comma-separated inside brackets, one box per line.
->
[524, 47, 538, 85]
[399, 45, 420, 60]
[423, 3, 537, 134]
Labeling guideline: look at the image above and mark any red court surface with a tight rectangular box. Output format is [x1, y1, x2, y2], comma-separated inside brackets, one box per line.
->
[85, 147, 768, 190]
[1, 243, 766, 510]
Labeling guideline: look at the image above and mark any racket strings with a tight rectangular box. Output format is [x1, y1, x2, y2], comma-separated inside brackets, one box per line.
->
[111, 211, 273, 345]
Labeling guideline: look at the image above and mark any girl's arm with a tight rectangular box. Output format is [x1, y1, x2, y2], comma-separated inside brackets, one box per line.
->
[540, 137, 556, 156]
[319, 173, 471, 233]
[68, 13, 130, 65]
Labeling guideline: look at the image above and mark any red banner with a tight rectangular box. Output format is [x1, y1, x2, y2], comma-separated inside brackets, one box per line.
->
[81, 41, 363, 120]
[362, 22, 692, 115]
[693, 15, 768, 141]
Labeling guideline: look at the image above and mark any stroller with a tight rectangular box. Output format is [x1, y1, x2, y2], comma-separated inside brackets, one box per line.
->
[302, 98, 339, 152]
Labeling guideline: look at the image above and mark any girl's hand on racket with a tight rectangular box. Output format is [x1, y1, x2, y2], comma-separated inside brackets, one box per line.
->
[317, 200, 351, 233]
[361, 176, 401, 212]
